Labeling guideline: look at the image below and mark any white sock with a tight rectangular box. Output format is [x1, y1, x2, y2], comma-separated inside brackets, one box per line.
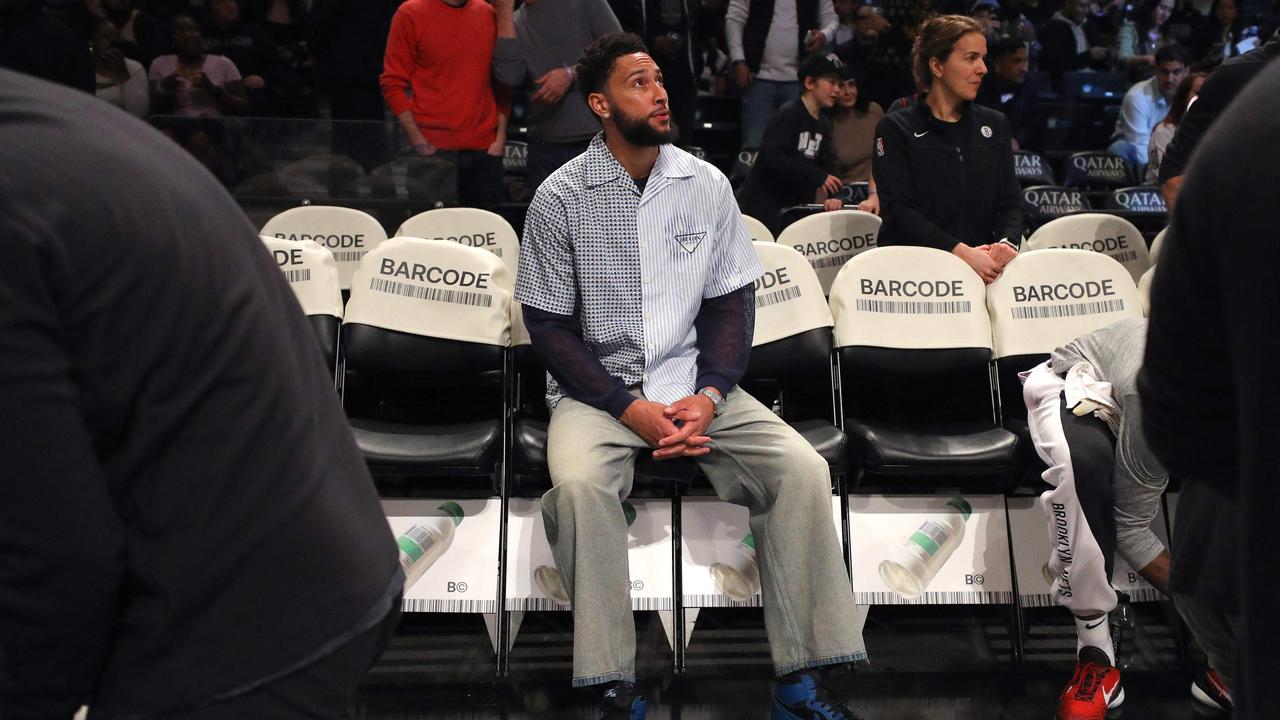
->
[1075, 614, 1115, 665]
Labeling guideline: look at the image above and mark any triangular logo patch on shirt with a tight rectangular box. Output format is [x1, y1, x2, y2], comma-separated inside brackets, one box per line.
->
[674, 231, 705, 254]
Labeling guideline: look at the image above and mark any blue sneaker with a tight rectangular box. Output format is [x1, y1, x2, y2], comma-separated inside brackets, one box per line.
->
[772, 672, 864, 720]
[599, 681, 646, 719]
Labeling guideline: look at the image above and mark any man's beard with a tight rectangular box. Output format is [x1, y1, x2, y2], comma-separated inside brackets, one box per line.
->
[613, 104, 679, 147]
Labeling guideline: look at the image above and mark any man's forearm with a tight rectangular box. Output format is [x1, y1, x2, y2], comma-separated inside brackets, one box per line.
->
[693, 285, 755, 395]
[524, 306, 636, 418]
[396, 110, 427, 147]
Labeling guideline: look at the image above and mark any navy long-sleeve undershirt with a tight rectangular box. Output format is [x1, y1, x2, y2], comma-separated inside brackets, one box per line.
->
[523, 284, 756, 418]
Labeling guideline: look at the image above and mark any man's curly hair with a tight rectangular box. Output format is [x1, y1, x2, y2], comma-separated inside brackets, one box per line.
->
[575, 32, 651, 105]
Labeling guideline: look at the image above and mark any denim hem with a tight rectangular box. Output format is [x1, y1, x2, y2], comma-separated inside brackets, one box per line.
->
[571, 671, 636, 688]
[775, 651, 868, 678]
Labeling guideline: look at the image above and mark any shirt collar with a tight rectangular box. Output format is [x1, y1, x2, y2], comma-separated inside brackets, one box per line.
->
[582, 132, 694, 189]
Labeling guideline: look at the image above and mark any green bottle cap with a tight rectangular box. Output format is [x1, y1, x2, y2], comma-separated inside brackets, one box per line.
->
[622, 501, 637, 527]
[946, 497, 972, 520]
[740, 533, 756, 550]
[438, 501, 465, 527]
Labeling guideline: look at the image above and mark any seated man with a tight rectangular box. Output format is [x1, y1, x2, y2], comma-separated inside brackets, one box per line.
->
[975, 36, 1040, 151]
[1107, 44, 1189, 177]
[1022, 317, 1233, 720]
[516, 33, 868, 720]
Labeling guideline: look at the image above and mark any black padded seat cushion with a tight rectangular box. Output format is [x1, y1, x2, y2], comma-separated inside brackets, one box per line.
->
[350, 417, 502, 473]
[846, 418, 1018, 475]
[792, 420, 847, 472]
[511, 419, 698, 496]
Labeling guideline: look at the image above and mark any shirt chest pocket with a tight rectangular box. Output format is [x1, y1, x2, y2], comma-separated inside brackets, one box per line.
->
[663, 225, 713, 277]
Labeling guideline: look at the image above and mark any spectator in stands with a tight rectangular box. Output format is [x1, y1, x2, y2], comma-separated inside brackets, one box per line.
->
[1039, 0, 1112, 87]
[380, 0, 509, 209]
[872, 15, 1023, 283]
[100, 0, 166, 68]
[149, 16, 247, 118]
[1145, 70, 1203, 183]
[1107, 43, 1189, 178]
[1190, 0, 1246, 67]
[831, 69, 883, 183]
[975, 35, 1040, 150]
[1157, 29, 1278, 209]
[1023, 318, 1234, 719]
[970, 0, 1003, 45]
[834, 0, 891, 71]
[1141, 56, 1280, 720]
[0, 67, 401, 720]
[607, 0, 701, 154]
[309, 0, 398, 174]
[1115, 0, 1176, 80]
[245, 0, 316, 116]
[202, 0, 277, 116]
[724, 0, 839, 147]
[493, 0, 622, 191]
[149, 16, 247, 175]
[91, 18, 150, 118]
[516, 34, 868, 720]
[0, 0, 94, 92]
[737, 53, 847, 232]
[833, 0, 857, 45]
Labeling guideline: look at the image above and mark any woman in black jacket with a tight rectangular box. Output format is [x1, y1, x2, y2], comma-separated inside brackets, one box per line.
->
[871, 14, 1023, 283]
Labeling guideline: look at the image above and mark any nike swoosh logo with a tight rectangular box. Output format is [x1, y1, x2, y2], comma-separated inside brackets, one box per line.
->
[1101, 682, 1119, 706]
[1084, 619, 1106, 629]
[914, 131, 929, 137]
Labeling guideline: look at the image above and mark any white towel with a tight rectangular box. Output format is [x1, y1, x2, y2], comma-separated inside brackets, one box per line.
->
[1063, 361, 1121, 434]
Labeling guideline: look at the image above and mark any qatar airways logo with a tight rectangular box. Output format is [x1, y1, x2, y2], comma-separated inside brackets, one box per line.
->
[1072, 154, 1128, 181]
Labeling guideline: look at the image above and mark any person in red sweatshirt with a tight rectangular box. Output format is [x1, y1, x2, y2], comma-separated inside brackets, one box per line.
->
[380, 0, 510, 209]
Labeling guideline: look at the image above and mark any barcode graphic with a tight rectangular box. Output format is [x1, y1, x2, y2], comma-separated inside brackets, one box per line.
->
[855, 591, 1014, 605]
[1111, 251, 1137, 264]
[682, 594, 764, 608]
[334, 250, 365, 262]
[757, 285, 801, 308]
[370, 277, 493, 307]
[401, 597, 495, 613]
[507, 598, 672, 611]
[283, 268, 311, 283]
[1011, 299, 1125, 319]
[1021, 588, 1161, 607]
[811, 254, 855, 270]
[855, 299, 971, 314]
[917, 521, 950, 547]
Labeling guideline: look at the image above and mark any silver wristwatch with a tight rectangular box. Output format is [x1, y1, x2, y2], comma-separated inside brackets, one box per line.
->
[698, 386, 726, 417]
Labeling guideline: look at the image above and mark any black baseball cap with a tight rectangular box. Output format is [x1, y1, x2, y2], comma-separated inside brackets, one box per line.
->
[797, 52, 848, 82]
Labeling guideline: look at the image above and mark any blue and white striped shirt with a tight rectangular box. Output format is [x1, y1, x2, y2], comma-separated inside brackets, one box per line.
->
[515, 133, 764, 410]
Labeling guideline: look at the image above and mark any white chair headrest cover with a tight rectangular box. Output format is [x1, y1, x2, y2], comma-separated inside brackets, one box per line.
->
[741, 214, 775, 243]
[1148, 227, 1168, 265]
[260, 235, 344, 319]
[830, 246, 992, 351]
[345, 237, 512, 346]
[261, 206, 388, 291]
[776, 209, 881, 295]
[395, 207, 520, 274]
[1024, 213, 1151, 283]
[987, 248, 1142, 357]
[750, 241, 834, 347]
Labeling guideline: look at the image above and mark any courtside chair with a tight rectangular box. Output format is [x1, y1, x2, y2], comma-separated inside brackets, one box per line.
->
[260, 235, 344, 374]
[1012, 150, 1055, 186]
[1148, 227, 1168, 265]
[985, 248, 1143, 488]
[1138, 266, 1156, 316]
[742, 214, 775, 243]
[1023, 213, 1152, 283]
[394, 207, 522, 272]
[830, 246, 1018, 489]
[776, 209, 881, 296]
[340, 237, 511, 495]
[260, 205, 388, 292]
[743, 241, 851, 564]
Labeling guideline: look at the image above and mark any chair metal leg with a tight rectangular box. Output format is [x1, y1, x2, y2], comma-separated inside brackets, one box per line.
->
[671, 486, 686, 674]
[1003, 495, 1027, 666]
[496, 351, 513, 677]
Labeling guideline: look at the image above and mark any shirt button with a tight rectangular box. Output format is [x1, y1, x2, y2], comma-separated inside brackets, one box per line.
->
[643, 276, 651, 284]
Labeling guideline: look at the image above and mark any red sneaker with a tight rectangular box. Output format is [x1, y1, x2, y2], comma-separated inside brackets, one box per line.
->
[1191, 668, 1233, 712]
[1057, 660, 1124, 720]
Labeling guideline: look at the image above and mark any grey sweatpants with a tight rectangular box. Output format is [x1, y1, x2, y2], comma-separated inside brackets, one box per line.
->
[543, 388, 867, 687]
[1024, 362, 1168, 616]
